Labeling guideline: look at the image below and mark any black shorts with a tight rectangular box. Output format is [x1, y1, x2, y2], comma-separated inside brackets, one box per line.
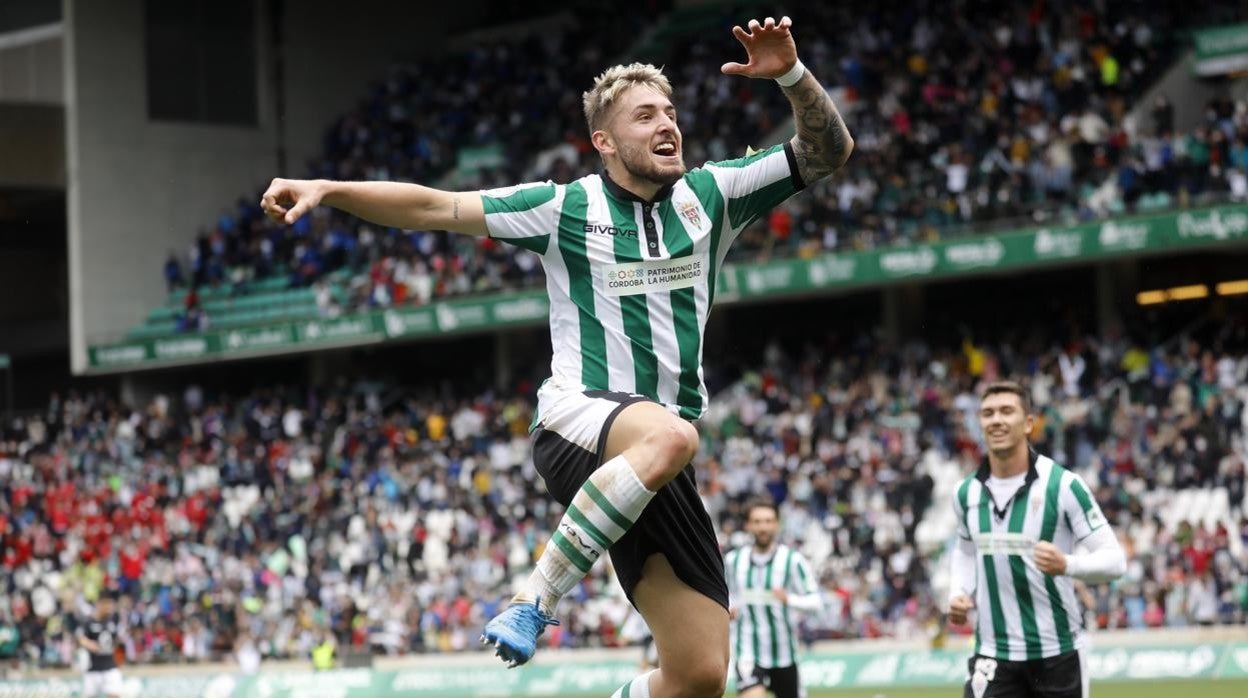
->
[963, 650, 1086, 698]
[734, 659, 802, 698]
[532, 389, 729, 611]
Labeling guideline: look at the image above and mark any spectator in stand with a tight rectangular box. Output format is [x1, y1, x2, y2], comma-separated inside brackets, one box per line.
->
[156, 0, 1242, 329]
[2, 311, 1245, 669]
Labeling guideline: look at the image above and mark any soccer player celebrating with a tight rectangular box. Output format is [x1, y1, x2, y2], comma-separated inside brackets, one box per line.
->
[725, 501, 821, 698]
[262, 15, 851, 697]
[77, 592, 124, 698]
[948, 382, 1126, 698]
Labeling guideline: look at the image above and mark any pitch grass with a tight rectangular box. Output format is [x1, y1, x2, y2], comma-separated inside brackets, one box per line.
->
[564, 677, 1248, 698]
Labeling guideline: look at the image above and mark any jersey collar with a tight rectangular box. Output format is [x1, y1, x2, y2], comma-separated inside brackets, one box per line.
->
[976, 449, 1041, 520]
[602, 171, 676, 203]
[975, 448, 1040, 485]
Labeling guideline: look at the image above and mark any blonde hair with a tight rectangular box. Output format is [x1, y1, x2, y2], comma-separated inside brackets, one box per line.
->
[582, 63, 672, 133]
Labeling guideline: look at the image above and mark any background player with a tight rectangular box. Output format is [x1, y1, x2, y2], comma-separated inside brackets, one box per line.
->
[76, 592, 124, 698]
[948, 381, 1127, 698]
[726, 500, 822, 698]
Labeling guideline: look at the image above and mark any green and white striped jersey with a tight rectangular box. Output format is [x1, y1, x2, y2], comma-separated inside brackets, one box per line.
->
[481, 143, 804, 420]
[952, 452, 1110, 661]
[725, 543, 819, 669]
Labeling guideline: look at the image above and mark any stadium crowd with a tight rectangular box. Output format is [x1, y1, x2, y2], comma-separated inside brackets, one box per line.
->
[160, 0, 1242, 328]
[3, 312, 1246, 668]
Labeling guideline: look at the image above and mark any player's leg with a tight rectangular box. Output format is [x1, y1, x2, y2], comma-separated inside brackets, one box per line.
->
[600, 400, 701, 489]
[104, 668, 124, 698]
[610, 554, 728, 698]
[523, 400, 696, 610]
[484, 392, 695, 665]
[607, 445, 731, 697]
[82, 672, 100, 698]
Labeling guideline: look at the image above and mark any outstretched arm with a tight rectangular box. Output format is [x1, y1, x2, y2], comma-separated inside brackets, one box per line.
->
[722, 17, 853, 185]
[261, 179, 487, 235]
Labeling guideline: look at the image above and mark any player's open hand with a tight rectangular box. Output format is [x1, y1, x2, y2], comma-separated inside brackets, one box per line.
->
[1033, 541, 1067, 576]
[261, 178, 326, 225]
[948, 594, 974, 626]
[721, 16, 799, 80]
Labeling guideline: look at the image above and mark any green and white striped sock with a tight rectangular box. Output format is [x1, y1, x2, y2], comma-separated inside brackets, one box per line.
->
[519, 455, 655, 615]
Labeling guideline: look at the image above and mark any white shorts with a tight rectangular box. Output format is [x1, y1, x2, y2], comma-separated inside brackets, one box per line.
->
[83, 668, 124, 697]
[535, 379, 649, 454]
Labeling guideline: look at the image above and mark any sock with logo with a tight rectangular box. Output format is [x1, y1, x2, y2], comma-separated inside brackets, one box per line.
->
[515, 455, 655, 615]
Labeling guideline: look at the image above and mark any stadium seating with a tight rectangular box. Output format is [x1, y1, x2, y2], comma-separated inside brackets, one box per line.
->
[137, 0, 1242, 342]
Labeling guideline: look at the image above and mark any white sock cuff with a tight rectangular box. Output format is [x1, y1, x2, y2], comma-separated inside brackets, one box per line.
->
[635, 669, 656, 698]
[535, 553, 581, 606]
[611, 670, 656, 698]
[599, 454, 657, 506]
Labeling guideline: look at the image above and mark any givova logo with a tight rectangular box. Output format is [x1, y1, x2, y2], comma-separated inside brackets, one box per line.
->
[584, 223, 637, 238]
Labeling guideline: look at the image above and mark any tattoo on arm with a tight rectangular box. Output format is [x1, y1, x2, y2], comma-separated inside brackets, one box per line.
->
[453, 196, 461, 220]
[782, 71, 853, 184]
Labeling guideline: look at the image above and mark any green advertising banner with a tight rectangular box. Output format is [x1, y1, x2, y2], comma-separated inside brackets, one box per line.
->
[1193, 23, 1248, 76]
[716, 204, 1248, 301]
[2, 642, 1245, 697]
[88, 292, 550, 371]
[88, 205, 1248, 372]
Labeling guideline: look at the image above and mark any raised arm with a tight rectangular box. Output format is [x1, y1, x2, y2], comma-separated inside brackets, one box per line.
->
[721, 16, 854, 185]
[260, 179, 487, 235]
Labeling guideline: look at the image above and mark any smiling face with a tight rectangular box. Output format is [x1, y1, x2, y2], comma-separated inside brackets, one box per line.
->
[594, 84, 686, 188]
[978, 390, 1034, 458]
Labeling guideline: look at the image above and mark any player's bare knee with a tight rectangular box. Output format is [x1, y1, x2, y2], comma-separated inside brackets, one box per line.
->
[672, 658, 727, 698]
[642, 419, 698, 483]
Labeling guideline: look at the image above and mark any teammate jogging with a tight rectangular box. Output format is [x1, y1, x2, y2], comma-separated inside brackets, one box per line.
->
[77, 593, 124, 698]
[262, 16, 851, 697]
[948, 381, 1126, 698]
[725, 501, 821, 698]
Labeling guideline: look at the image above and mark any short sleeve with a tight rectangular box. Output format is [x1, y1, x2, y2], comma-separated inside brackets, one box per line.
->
[1063, 473, 1109, 541]
[481, 181, 560, 255]
[704, 142, 805, 232]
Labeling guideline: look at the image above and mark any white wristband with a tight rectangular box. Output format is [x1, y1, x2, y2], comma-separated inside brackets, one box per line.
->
[775, 59, 806, 87]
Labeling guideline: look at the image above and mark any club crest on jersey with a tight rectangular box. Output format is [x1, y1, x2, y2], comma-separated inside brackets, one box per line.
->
[678, 200, 703, 229]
